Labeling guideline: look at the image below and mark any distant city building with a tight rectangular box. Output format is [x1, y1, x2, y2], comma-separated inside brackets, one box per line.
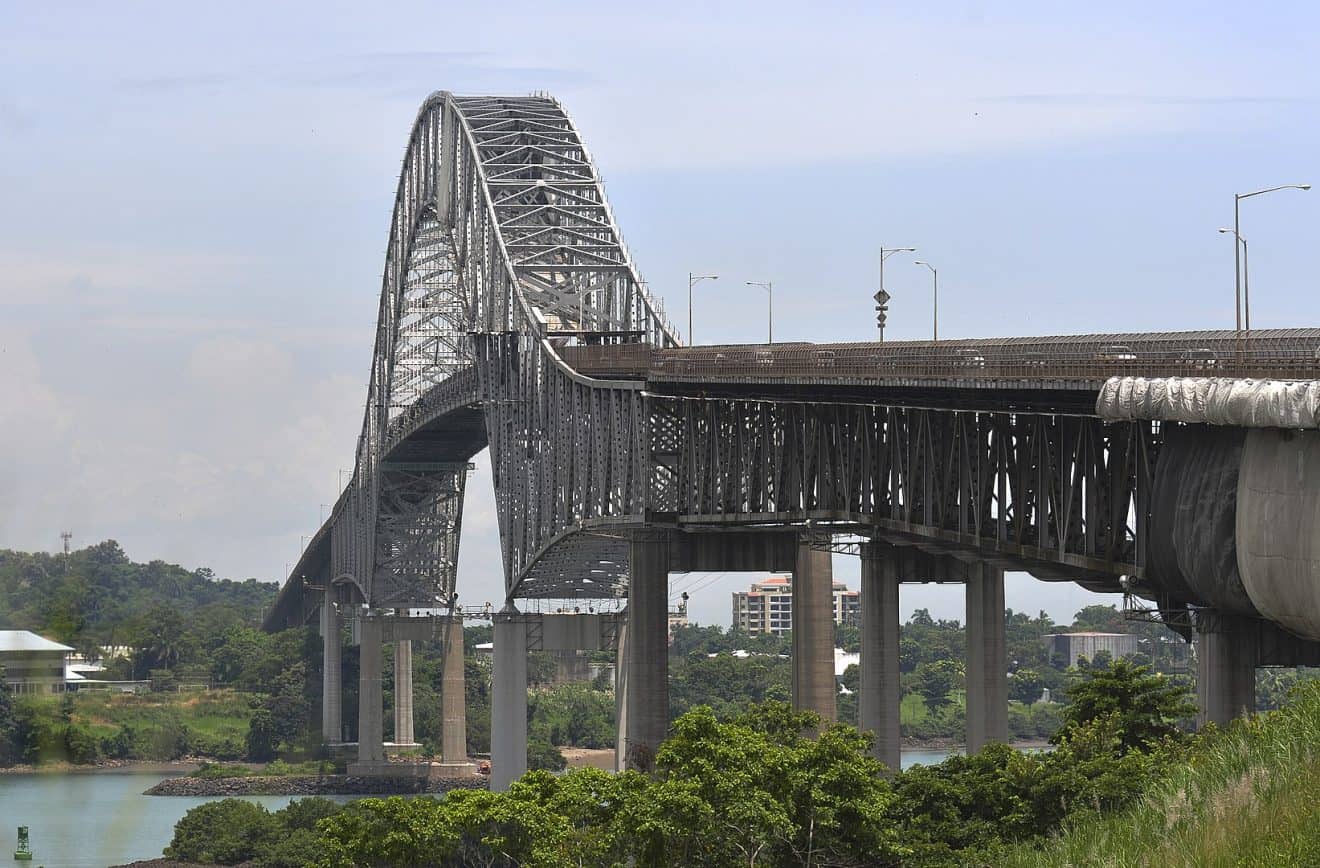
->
[0, 630, 73, 695]
[731, 576, 860, 636]
[1044, 631, 1139, 668]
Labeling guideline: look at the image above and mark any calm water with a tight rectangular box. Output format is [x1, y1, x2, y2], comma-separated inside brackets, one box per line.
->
[0, 771, 357, 868]
[0, 750, 957, 867]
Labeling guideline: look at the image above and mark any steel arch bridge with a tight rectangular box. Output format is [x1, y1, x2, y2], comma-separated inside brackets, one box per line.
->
[265, 91, 1320, 646]
[305, 92, 680, 616]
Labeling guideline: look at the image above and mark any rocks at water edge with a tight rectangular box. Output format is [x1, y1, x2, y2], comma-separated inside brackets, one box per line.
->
[144, 773, 487, 797]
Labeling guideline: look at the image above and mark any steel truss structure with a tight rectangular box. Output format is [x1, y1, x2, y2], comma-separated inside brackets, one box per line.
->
[265, 90, 1319, 631]
[649, 397, 1159, 591]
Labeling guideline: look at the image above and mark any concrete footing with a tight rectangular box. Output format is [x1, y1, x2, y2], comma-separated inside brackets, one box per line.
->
[320, 594, 342, 744]
[793, 539, 837, 724]
[859, 542, 901, 771]
[966, 563, 1008, 753]
[491, 608, 529, 791]
[623, 533, 670, 771]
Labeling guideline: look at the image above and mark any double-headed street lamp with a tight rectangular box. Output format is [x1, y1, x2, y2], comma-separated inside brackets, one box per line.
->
[688, 272, 719, 345]
[878, 246, 916, 340]
[1233, 184, 1310, 331]
[745, 281, 773, 343]
[913, 260, 938, 341]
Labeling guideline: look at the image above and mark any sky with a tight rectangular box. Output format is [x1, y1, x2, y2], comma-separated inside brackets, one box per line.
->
[3, 1, 1319, 628]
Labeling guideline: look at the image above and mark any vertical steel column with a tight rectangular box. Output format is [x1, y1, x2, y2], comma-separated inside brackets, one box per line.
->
[966, 563, 1008, 753]
[859, 542, 901, 770]
[357, 615, 385, 764]
[624, 532, 670, 770]
[793, 538, 838, 724]
[491, 607, 528, 791]
[441, 616, 467, 763]
[320, 594, 342, 744]
[393, 639, 415, 746]
[1197, 611, 1258, 727]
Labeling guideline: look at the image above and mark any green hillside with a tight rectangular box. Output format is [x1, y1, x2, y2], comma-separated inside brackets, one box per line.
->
[1004, 680, 1320, 867]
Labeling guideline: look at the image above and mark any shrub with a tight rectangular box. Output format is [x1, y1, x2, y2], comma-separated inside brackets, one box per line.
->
[164, 799, 279, 864]
[527, 737, 566, 771]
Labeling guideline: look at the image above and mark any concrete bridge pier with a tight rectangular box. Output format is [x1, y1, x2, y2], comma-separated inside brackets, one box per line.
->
[1196, 610, 1258, 727]
[623, 532, 671, 770]
[441, 616, 468, 764]
[859, 542, 902, 771]
[320, 594, 342, 744]
[965, 563, 1008, 753]
[393, 640, 415, 747]
[793, 538, 837, 724]
[356, 614, 386, 765]
[491, 606, 529, 791]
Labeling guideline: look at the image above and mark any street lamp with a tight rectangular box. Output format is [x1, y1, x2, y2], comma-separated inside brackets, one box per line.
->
[878, 246, 916, 341]
[1233, 184, 1310, 330]
[1219, 229, 1250, 331]
[913, 260, 938, 341]
[688, 273, 719, 345]
[745, 281, 773, 343]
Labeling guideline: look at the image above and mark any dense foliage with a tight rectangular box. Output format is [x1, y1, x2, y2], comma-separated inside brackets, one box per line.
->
[1003, 679, 1320, 866]
[164, 660, 1200, 866]
[0, 540, 273, 669]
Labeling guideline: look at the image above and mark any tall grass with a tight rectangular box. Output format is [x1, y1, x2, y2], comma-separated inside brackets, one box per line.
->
[1001, 680, 1320, 867]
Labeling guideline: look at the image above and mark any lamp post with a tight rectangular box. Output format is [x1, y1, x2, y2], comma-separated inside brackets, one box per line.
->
[688, 273, 719, 345]
[1233, 185, 1310, 330]
[745, 281, 773, 343]
[913, 260, 938, 341]
[878, 246, 916, 341]
[1218, 228, 1250, 331]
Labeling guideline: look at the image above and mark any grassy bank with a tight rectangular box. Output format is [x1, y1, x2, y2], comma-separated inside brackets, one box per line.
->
[1003, 681, 1320, 867]
[17, 689, 252, 764]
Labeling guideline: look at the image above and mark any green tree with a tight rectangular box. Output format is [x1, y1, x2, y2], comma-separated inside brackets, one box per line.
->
[913, 659, 964, 714]
[246, 708, 277, 761]
[164, 799, 279, 864]
[1056, 659, 1195, 752]
[1008, 667, 1045, 704]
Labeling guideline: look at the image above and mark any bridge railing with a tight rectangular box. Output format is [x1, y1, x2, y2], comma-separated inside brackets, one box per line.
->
[629, 333, 1320, 386]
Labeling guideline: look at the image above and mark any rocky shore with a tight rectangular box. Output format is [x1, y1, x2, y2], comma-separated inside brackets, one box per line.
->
[145, 773, 487, 797]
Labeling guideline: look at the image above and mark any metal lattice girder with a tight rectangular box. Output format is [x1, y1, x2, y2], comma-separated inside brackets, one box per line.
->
[372, 461, 468, 608]
[647, 394, 1161, 591]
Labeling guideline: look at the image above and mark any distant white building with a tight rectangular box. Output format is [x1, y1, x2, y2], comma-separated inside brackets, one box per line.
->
[731, 575, 860, 636]
[0, 631, 73, 695]
[1045, 632, 1140, 668]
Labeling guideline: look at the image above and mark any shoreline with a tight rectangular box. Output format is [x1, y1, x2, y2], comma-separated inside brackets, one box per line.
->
[1, 739, 1053, 780]
[0, 759, 203, 776]
[145, 773, 487, 797]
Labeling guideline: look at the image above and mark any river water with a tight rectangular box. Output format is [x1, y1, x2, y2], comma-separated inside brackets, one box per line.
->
[0, 750, 958, 867]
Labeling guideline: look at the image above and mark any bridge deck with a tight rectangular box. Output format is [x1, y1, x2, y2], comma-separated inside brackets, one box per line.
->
[560, 328, 1320, 390]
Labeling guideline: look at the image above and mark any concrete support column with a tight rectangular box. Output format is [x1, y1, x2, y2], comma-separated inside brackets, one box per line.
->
[491, 608, 528, 791]
[320, 594, 342, 744]
[614, 619, 630, 773]
[441, 616, 467, 763]
[793, 538, 837, 723]
[393, 639, 415, 746]
[623, 532, 670, 770]
[1197, 611, 1258, 727]
[965, 563, 1008, 753]
[357, 615, 385, 764]
[859, 542, 901, 771]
